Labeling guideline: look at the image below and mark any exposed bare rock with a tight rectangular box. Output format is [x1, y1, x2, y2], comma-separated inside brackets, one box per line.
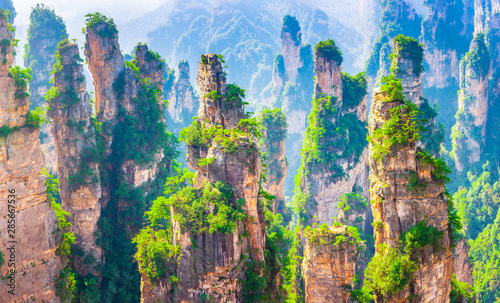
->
[47, 40, 101, 276]
[296, 42, 369, 226]
[302, 226, 359, 303]
[369, 86, 453, 302]
[143, 54, 266, 303]
[0, 14, 63, 303]
[453, 239, 474, 287]
[165, 60, 199, 133]
[452, 34, 490, 172]
[259, 108, 288, 214]
[24, 4, 67, 173]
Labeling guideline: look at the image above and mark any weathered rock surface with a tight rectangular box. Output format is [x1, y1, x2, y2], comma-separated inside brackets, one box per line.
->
[166, 61, 198, 133]
[259, 109, 288, 214]
[302, 226, 359, 303]
[0, 14, 63, 303]
[143, 54, 266, 303]
[453, 239, 474, 287]
[452, 35, 490, 172]
[24, 5, 67, 173]
[299, 45, 369, 226]
[369, 88, 453, 303]
[47, 41, 101, 276]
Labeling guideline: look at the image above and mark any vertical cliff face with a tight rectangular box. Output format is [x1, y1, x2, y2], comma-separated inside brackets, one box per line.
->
[84, 13, 175, 302]
[453, 239, 474, 287]
[269, 15, 314, 198]
[140, 54, 266, 302]
[452, 34, 490, 172]
[259, 108, 288, 214]
[294, 40, 369, 226]
[421, 0, 473, 143]
[302, 226, 360, 303]
[47, 40, 101, 276]
[23, 4, 66, 173]
[367, 38, 454, 301]
[0, 13, 63, 302]
[165, 60, 199, 134]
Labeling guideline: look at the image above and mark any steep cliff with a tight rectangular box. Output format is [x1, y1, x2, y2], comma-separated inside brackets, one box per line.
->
[83, 13, 176, 301]
[271, 15, 314, 197]
[47, 40, 101, 277]
[165, 60, 199, 135]
[136, 54, 268, 302]
[0, 12, 63, 303]
[293, 39, 369, 226]
[451, 34, 490, 172]
[365, 0, 422, 101]
[366, 38, 454, 301]
[302, 225, 360, 303]
[23, 4, 66, 173]
[421, 0, 473, 145]
[259, 108, 288, 215]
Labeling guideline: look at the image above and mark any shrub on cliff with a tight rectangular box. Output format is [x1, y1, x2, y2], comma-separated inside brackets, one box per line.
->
[314, 39, 343, 64]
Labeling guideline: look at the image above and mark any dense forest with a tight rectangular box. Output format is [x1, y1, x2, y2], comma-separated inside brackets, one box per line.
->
[0, 0, 499, 302]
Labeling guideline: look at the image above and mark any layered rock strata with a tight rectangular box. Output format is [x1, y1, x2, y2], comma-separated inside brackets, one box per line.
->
[24, 4, 67, 172]
[0, 14, 63, 303]
[302, 226, 359, 303]
[47, 40, 101, 276]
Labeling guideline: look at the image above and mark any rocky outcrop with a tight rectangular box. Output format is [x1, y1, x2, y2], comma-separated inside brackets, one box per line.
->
[302, 226, 359, 303]
[452, 34, 490, 172]
[368, 62, 453, 302]
[259, 108, 288, 214]
[165, 60, 198, 134]
[453, 239, 474, 287]
[143, 54, 266, 302]
[0, 14, 63, 303]
[47, 40, 101, 276]
[270, 15, 314, 198]
[24, 4, 67, 173]
[296, 40, 369, 226]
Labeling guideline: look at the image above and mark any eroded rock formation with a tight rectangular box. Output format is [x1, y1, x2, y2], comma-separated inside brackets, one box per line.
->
[0, 13, 63, 303]
[259, 108, 288, 214]
[302, 226, 359, 303]
[296, 40, 369, 226]
[24, 4, 67, 173]
[368, 40, 454, 300]
[142, 54, 266, 302]
[452, 34, 490, 172]
[47, 40, 101, 276]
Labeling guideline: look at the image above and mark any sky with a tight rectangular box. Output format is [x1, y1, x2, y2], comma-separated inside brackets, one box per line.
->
[13, 0, 171, 65]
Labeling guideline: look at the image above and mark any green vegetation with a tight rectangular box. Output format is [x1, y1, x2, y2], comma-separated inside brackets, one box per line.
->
[25, 107, 48, 129]
[23, 3, 66, 93]
[390, 35, 424, 76]
[461, 33, 490, 79]
[341, 72, 368, 109]
[84, 12, 118, 38]
[418, 97, 445, 155]
[314, 39, 343, 64]
[0, 125, 18, 137]
[0, 251, 4, 267]
[259, 108, 287, 185]
[368, 99, 423, 161]
[133, 169, 246, 282]
[274, 54, 285, 78]
[0, 1, 16, 23]
[365, 221, 443, 296]
[8, 66, 33, 99]
[180, 118, 261, 154]
[469, 208, 500, 302]
[281, 15, 301, 46]
[450, 274, 474, 303]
